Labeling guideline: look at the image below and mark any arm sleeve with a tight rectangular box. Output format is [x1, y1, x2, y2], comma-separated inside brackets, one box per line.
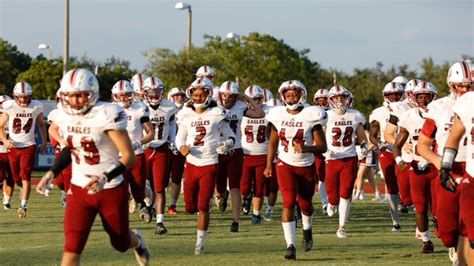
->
[168, 115, 176, 142]
[50, 147, 72, 175]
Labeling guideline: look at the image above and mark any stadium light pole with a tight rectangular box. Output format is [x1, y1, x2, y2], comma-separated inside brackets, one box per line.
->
[175, 2, 192, 52]
[38, 43, 52, 60]
[63, 0, 69, 75]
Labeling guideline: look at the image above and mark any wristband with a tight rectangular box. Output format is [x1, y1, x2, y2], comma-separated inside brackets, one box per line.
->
[103, 162, 127, 181]
[395, 156, 403, 165]
[441, 147, 457, 170]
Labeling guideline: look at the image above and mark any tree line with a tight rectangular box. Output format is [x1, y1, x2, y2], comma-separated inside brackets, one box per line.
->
[1, 34, 471, 117]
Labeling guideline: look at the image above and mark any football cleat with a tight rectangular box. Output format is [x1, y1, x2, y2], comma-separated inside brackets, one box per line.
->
[139, 207, 152, 223]
[60, 191, 67, 208]
[263, 211, 273, 222]
[132, 229, 150, 266]
[302, 229, 313, 251]
[230, 221, 239, 232]
[18, 207, 27, 218]
[372, 193, 383, 202]
[216, 190, 229, 212]
[327, 204, 337, 217]
[3, 203, 11, 210]
[194, 244, 204, 255]
[167, 205, 177, 215]
[336, 229, 347, 238]
[251, 214, 262, 225]
[421, 240, 434, 253]
[391, 224, 401, 232]
[129, 198, 137, 214]
[154, 222, 168, 235]
[242, 196, 251, 215]
[322, 204, 328, 216]
[284, 244, 296, 260]
[399, 204, 409, 213]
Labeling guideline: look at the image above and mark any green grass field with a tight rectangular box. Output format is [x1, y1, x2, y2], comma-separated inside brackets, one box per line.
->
[0, 184, 449, 265]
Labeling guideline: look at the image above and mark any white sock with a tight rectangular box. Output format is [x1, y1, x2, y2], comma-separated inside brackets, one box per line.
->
[318, 181, 328, 205]
[282, 221, 296, 247]
[375, 190, 381, 197]
[339, 198, 350, 226]
[3, 193, 10, 204]
[266, 205, 273, 213]
[156, 214, 164, 223]
[20, 199, 27, 208]
[420, 230, 430, 242]
[388, 194, 400, 224]
[302, 214, 313, 230]
[196, 229, 207, 247]
[253, 209, 260, 216]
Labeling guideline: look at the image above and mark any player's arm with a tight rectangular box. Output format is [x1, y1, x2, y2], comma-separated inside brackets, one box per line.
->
[36, 113, 47, 153]
[168, 115, 176, 142]
[369, 120, 380, 146]
[140, 118, 154, 145]
[417, 118, 440, 169]
[175, 122, 189, 156]
[217, 119, 236, 154]
[439, 115, 466, 192]
[241, 94, 265, 118]
[48, 121, 66, 146]
[392, 127, 409, 170]
[263, 123, 278, 178]
[383, 115, 398, 145]
[106, 129, 135, 169]
[295, 125, 327, 153]
[355, 123, 370, 156]
[0, 113, 11, 148]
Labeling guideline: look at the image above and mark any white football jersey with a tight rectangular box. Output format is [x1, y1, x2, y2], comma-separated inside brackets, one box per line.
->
[267, 106, 327, 167]
[2, 99, 43, 148]
[220, 100, 247, 149]
[123, 101, 149, 155]
[398, 108, 429, 163]
[325, 109, 366, 160]
[176, 105, 232, 166]
[386, 101, 411, 121]
[369, 105, 390, 144]
[49, 102, 128, 189]
[146, 99, 177, 148]
[241, 105, 270, 155]
[453, 92, 474, 176]
[0, 104, 8, 153]
[424, 96, 468, 162]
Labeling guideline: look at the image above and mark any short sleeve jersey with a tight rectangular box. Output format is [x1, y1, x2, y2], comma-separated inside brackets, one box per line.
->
[240, 105, 270, 155]
[325, 109, 366, 160]
[398, 108, 428, 163]
[453, 92, 474, 176]
[369, 105, 390, 143]
[176, 106, 229, 166]
[0, 103, 9, 153]
[220, 100, 247, 149]
[123, 101, 149, 155]
[146, 99, 177, 148]
[267, 105, 327, 167]
[50, 102, 127, 189]
[2, 99, 43, 148]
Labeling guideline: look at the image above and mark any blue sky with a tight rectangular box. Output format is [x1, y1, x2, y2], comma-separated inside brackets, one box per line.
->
[0, 0, 472, 73]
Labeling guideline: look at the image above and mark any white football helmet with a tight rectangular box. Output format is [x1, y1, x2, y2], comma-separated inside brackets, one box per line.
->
[13, 81, 33, 107]
[111, 80, 134, 108]
[266, 98, 282, 107]
[328, 85, 353, 111]
[0, 95, 12, 106]
[143, 77, 164, 105]
[130, 73, 148, 100]
[186, 77, 214, 109]
[278, 80, 307, 110]
[60, 68, 99, 115]
[382, 82, 404, 103]
[313, 88, 329, 108]
[413, 81, 437, 109]
[392, 76, 408, 87]
[218, 81, 240, 109]
[263, 88, 274, 102]
[167, 87, 186, 108]
[447, 60, 473, 97]
[244, 85, 264, 99]
[196, 65, 216, 81]
[403, 79, 421, 105]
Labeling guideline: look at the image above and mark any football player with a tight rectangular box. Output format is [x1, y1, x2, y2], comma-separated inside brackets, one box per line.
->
[0, 95, 13, 210]
[324, 85, 369, 238]
[417, 60, 472, 263]
[240, 85, 270, 223]
[439, 90, 474, 265]
[313, 88, 329, 214]
[111, 80, 154, 223]
[0, 82, 47, 218]
[175, 77, 236, 255]
[393, 81, 438, 253]
[166, 87, 187, 214]
[264, 80, 327, 260]
[131, 73, 149, 101]
[142, 77, 178, 234]
[35, 68, 150, 266]
[215, 81, 265, 232]
[353, 127, 380, 201]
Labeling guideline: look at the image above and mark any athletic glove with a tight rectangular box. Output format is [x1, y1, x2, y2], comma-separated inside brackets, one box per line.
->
[216, 139, 234, 155]
[168, 142, 179, 156]
[439, 169, 456, 192]
[132, 140, 142, 150]
[85, 174, 108, 195]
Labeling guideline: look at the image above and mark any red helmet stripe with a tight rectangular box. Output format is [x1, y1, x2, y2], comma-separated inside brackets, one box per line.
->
[460, 61, 470, 79]
[138, 74, 143, 87]
[69, 69, 78, 87]
[21, 82, 25, 94]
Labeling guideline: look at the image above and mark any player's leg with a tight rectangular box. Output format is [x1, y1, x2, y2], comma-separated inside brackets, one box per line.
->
[264, 162, 278, 221]
[240, 155, 254, 216]
[151, 147, 170, 234]
[314, 154, 327, 214]
[379, 150, 401, 228]
[324, 159, 341, 217]
[215, 154, 230, 212]
[295, 164, 316, 252]
[168, 153, 185, 214]
[128, 154, 150, 222]
[337, 157, 358, 238]
[228, 149, 244, 231]
[252, 158, 267, 224]
[1, 153, 13, 209]
[353, 163, 367, 200]
[17, 145, 36, 217]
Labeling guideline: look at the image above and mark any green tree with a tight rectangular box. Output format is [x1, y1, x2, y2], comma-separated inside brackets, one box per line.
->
[0, 39, 31, 95]
[16, 57, 63, 99]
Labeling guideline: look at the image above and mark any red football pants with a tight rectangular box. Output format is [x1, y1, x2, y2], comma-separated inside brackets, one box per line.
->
[325, 156, 358, 205]
[169, 152, 186, 185]
[144, 146, 170, 193]
[183, 162, 218, 214]
[216, 148, 243, 193]
[408, 161, 437, 213]
[378, 150, 399, 195]
[124, 153, 146, 203]
[8, 145, 36, 182]
[240, 154, 267, 198]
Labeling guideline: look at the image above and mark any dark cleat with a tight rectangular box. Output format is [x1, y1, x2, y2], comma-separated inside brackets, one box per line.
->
[302, 229, 313, 251]
[154, 222, 168, 235]
[284, 244, 296, 260]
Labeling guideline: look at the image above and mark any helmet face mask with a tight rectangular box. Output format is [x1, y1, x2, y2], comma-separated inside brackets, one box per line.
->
[186, 77, 213, 109]
[131, 73, 148, 100]
[145, 88, 163, 106]
[112, 92, 133, 108]
[412, 81, 437, 109]
[278, 80, 307, 110]
[14, 95, 32, 107]
[219, 92, 238, 109]
[314, 97, 328, 107]
[61, 91, 96, 114]
[328, 85, 352, 112]
[414, 93, 434, 108]
[447, 61, 473, 97]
